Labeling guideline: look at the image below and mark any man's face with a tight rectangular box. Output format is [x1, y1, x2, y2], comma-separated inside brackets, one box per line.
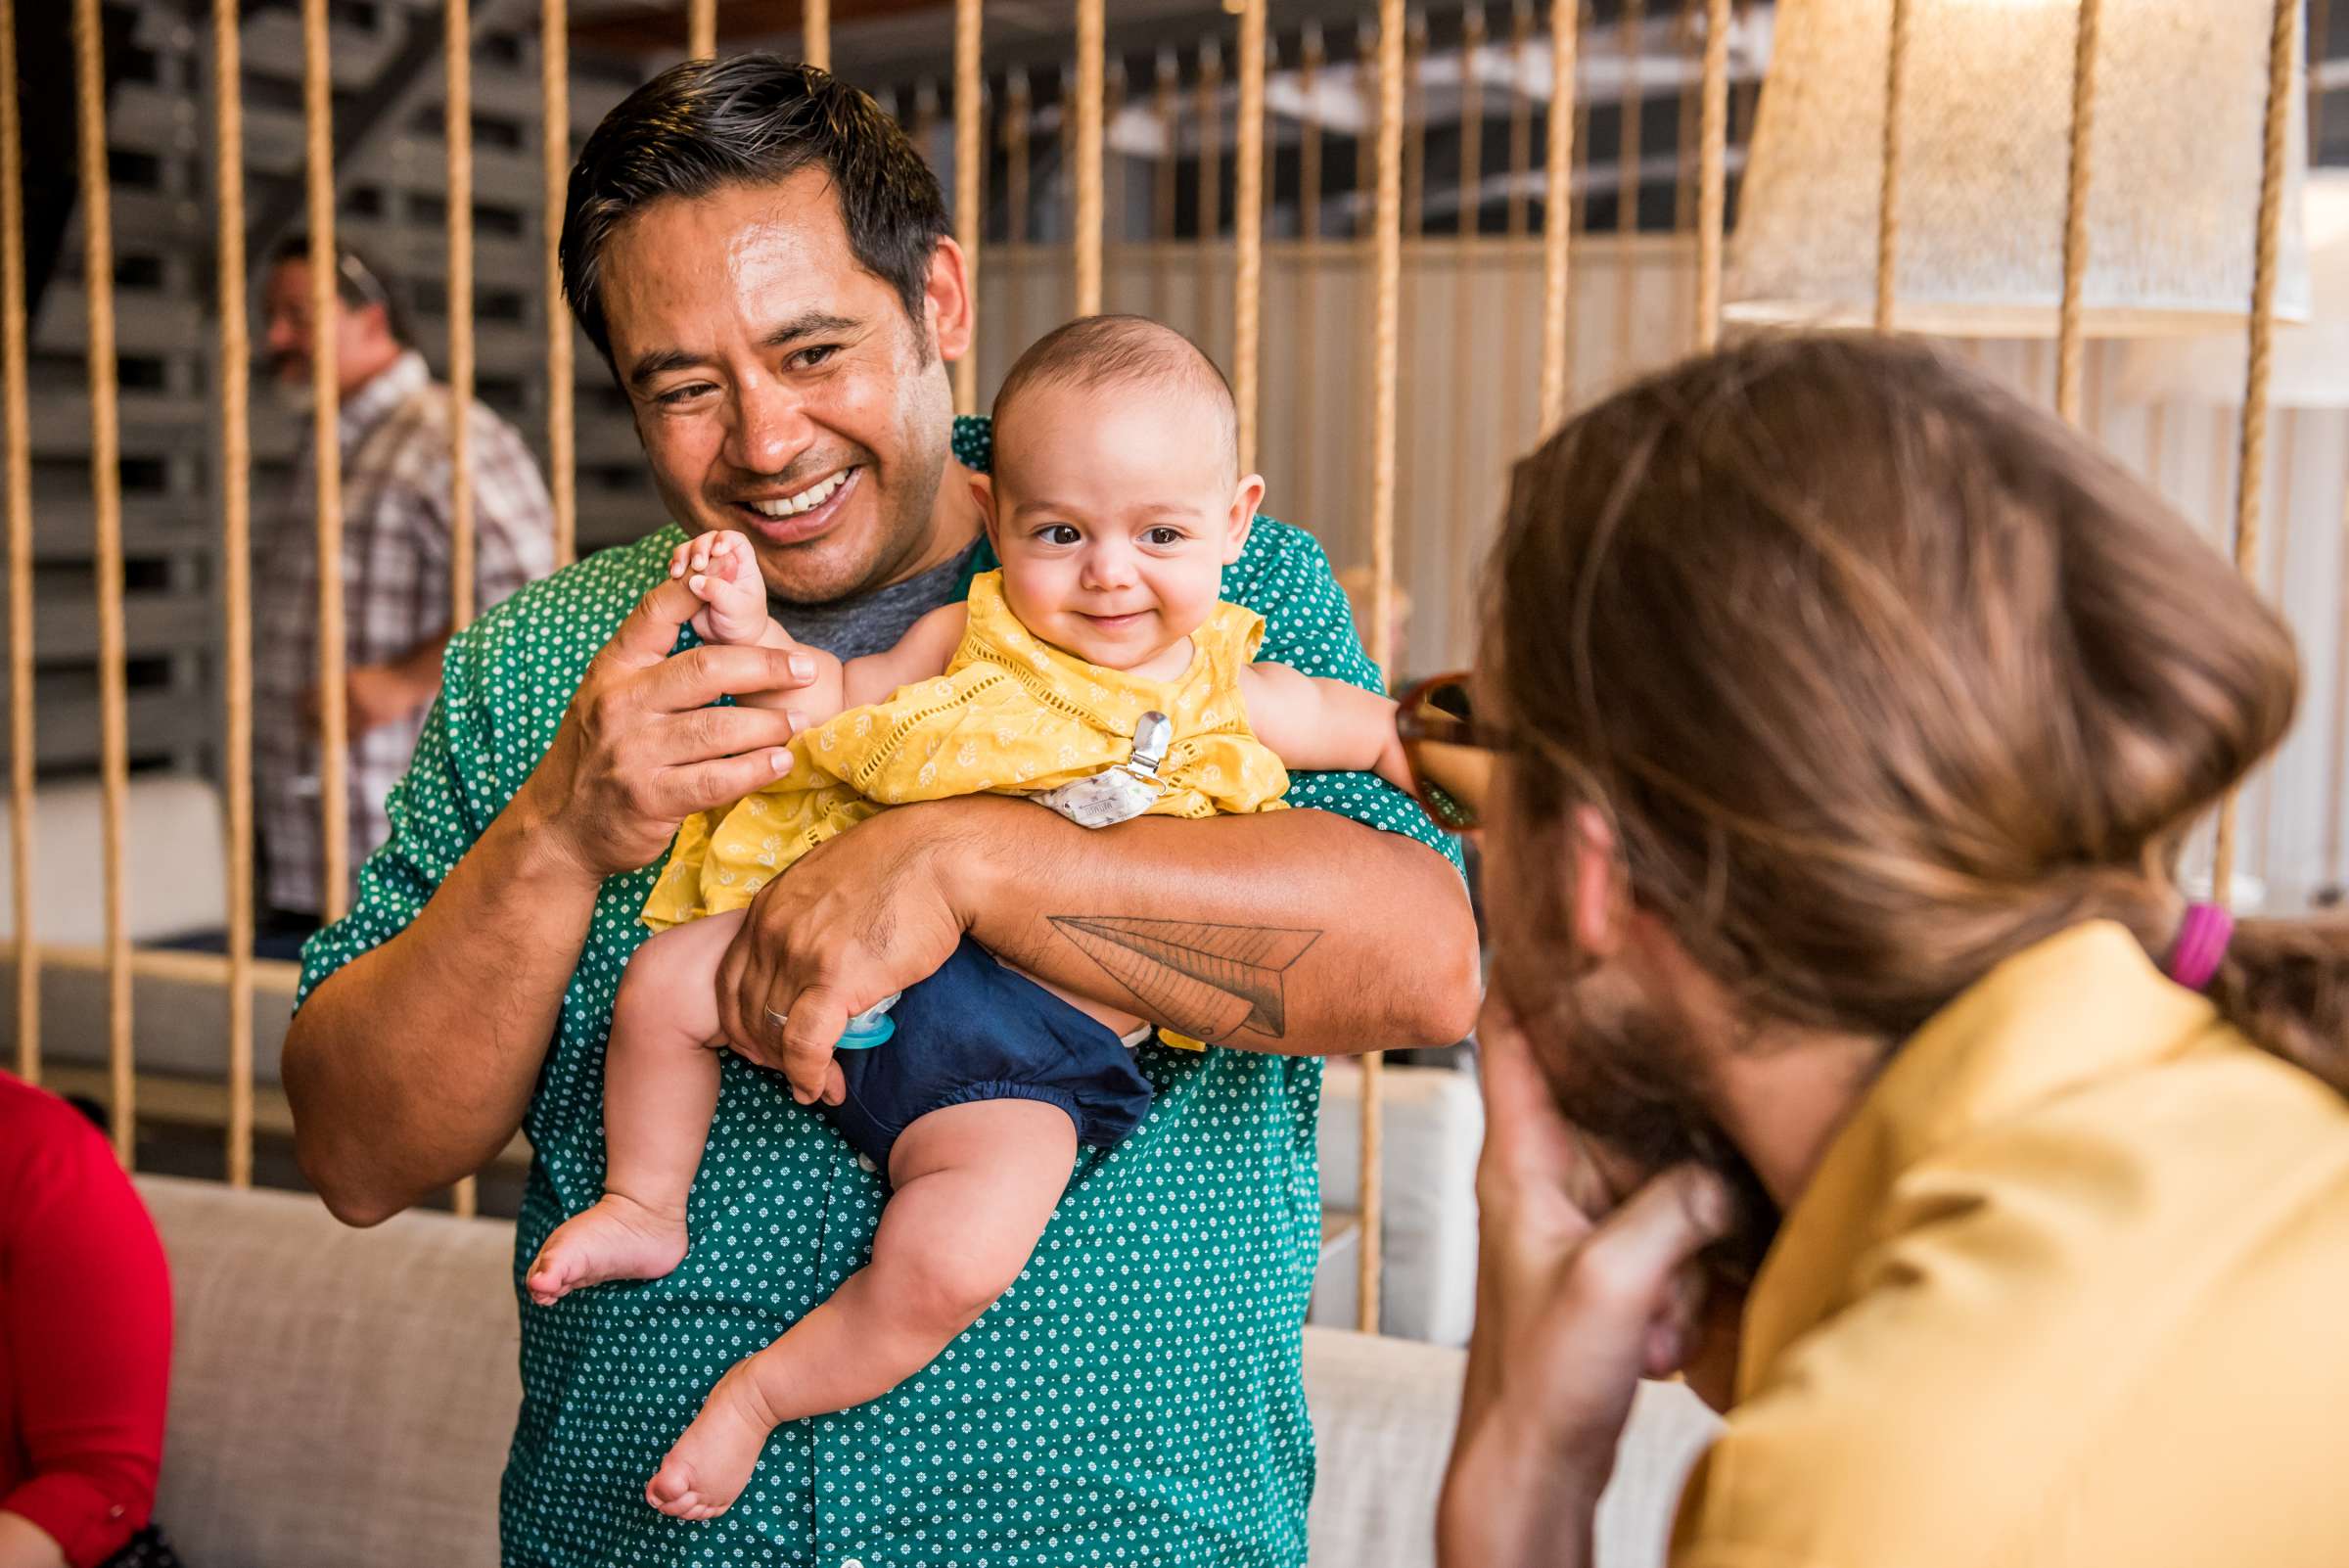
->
[986, 381, 1251, 671]
[598, 170, 959, 606]
[261, 260, 388, 397]
[1480, 746, 1781, 1284]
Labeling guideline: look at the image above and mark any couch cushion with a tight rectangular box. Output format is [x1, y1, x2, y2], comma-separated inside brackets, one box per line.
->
[138, 1176, 515, 1567]
[135, 1176, 1714, 1568]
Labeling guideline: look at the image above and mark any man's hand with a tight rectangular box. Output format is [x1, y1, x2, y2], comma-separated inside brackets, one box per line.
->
[714, 800, 974, 1104]
[519, 575, 820, 887]
[1437, 997, 1731, 1568]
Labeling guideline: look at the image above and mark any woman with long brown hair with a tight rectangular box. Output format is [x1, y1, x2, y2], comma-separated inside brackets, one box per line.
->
[1415, 334, 2349, 1566]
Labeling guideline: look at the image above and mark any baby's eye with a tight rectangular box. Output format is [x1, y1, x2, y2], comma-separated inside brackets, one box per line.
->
[1143, 527, 1186, 546]
[1036, 524, 1082, 546]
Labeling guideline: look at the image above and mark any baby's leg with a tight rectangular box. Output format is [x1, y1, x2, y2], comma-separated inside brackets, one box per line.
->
[526, 908, 745, 1306]
[646, 1097, 1078, 1520]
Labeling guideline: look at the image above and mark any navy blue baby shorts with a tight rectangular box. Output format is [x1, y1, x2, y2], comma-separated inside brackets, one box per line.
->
[823, 936, 1156, 1172]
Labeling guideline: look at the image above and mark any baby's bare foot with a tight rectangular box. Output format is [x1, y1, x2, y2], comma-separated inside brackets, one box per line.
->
[645, 1360, 778, 1520]
[525, 1193, 689, 1307]
[669, 530, 771, 646]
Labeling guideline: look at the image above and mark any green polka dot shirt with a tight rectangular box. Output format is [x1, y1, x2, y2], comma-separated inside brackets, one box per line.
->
[296, 417, 1464, 1566]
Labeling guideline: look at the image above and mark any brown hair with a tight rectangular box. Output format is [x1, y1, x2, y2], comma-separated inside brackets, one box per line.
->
[1492, 333, 2349, 1091]
[992, 314, 1238, 476]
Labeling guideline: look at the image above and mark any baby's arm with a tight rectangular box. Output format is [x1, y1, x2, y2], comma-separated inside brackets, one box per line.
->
[671, 531, 963, 724]
[1240, 662, 1411, 792]
[838, 604, 969, 711]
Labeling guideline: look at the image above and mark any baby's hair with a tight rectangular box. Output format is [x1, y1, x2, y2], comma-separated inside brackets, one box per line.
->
[991, 314, 1239, 478]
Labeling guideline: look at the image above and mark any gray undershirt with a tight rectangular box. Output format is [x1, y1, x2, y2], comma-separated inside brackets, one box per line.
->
[768, 538, 985, 662]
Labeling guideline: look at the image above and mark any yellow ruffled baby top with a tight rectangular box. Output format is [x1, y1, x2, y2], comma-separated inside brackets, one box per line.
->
[641, 570, 1291, 932]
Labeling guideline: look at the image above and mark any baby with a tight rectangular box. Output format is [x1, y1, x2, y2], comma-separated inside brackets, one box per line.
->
[526, 315, 1412, 1519]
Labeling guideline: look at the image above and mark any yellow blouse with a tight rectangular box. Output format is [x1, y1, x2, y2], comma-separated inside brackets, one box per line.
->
[641, 571, 1289, 932]
[1672, 921, 2349, 1567]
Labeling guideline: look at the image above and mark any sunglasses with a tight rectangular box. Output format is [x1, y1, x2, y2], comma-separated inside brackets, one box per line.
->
[1395, 671, 1509, 833]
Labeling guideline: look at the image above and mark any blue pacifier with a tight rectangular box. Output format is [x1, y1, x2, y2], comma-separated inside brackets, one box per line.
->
[835, 992, 902, 1050]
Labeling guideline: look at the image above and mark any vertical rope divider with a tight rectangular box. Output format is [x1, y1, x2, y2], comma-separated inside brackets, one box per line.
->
[72, 0, 134, 1160]
[1105, 59, 1127, 311]
[1613, 0, 1641, 383]
[953, 0, 981, 414]
[1538, 0, 1581, 429]
[1694, 0, 1727, 348]
[1196, 43, 1222, 363]
[689, 0, 715, 60]
[1449, 6, 1484, 634]
[1503, 3, 1531, 447]
[1152, 53, 1176, 325]
[1672, 0, 1697, 242]
[2213, 0, 2297, 906]
[1873, 0, 1910, 331]
[1005, 70, 1030, 372]
[1357, 22, 1377, 237]
[544, 0, 576, 568]
[214, 0, 255, 1184]
[448, 5, 477, 632]
[1296, 26, 1323, 524]
[0, 0, 36, 1086]
[806, 0, 830, 70]
[446, 0, 481, 1221]
[2053, 0, 2101, 424]
[1403, 16, 1427, 244]
[1075, 0, 1105, 316]
[300, 0, 350, 926]
[1358, 0, 1404, 1340]
[1234, 0, 1266, 472]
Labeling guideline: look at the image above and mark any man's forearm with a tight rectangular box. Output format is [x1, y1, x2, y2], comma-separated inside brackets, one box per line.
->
[953, 797, 1480, 1056]
[282, 788, 600, 1224]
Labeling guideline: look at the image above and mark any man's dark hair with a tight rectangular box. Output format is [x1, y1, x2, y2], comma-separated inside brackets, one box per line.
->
[561, 56, 950, 374]
[270, 233, 411, 346]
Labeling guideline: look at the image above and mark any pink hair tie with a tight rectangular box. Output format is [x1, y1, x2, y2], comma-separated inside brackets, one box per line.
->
[2165, 902, 2234, 992]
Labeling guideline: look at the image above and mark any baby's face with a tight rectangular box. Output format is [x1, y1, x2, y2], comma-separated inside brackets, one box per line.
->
[981, 380, 1260, 671]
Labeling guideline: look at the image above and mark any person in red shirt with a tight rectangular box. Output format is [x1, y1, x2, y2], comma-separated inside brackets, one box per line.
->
[0, 1073, 170, 1568]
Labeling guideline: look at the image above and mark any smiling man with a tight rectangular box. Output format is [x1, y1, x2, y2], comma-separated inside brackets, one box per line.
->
[281, 56, 1478, 1565]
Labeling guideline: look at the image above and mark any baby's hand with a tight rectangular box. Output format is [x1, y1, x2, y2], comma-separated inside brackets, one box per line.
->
[670, 530, 771, 645]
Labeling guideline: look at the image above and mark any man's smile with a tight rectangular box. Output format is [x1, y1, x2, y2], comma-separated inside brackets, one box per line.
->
[729, 464, 862, 545]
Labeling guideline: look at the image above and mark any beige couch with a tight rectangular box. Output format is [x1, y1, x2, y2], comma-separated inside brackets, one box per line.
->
[137, 1176, 1720, 1567]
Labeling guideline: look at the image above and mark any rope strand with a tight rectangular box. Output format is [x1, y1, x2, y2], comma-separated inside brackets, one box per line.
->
[214, 0, 254, 1185]
[2053, 0, 2103, 423]
[73, 0, 135, 1160]
[2213, 0, 2298, 904]
[0, 0, 37, 1087]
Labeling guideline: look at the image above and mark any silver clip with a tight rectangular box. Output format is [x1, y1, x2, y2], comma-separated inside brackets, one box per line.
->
[1129, 711, 1173, 776]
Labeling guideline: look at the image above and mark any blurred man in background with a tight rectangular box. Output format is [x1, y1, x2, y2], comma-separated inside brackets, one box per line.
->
[253, 238, 555, 948]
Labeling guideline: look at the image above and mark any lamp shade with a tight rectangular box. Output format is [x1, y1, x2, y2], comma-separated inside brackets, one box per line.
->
[2109, 171, 2349, 406]
[1727, 0, 2312, 337]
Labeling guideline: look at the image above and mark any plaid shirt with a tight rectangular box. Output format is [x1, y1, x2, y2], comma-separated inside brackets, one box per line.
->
[255, 349, 555, 916]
